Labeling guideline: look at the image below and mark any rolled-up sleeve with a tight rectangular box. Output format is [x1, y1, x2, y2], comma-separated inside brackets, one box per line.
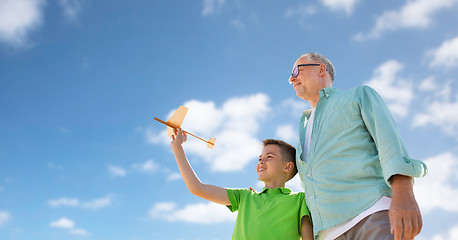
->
[359, 85, 427, 186]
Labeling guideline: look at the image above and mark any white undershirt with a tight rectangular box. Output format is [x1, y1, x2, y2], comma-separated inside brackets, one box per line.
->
[302, 109, 392, 240]
[301, 108, 315, 163]
[317, 196, 391, 240]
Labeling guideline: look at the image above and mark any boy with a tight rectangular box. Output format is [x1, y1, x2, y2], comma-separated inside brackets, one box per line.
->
[170, 128, 313, 240]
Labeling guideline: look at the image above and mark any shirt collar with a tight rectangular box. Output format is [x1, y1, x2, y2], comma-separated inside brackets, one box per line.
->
[319, 87, 339, 98]
[303, 108, 314, 119]
[259, 187, 292, 195]
[303, 87, 339, 117]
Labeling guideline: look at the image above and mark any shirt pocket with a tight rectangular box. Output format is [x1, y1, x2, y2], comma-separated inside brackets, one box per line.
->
[319, 99, 360, 134]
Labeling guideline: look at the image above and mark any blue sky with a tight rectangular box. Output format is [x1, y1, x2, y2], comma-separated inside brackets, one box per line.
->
[1, 0, 458, 239]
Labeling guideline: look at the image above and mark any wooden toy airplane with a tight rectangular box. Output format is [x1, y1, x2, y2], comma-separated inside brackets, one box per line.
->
[154, 106, 216, 149]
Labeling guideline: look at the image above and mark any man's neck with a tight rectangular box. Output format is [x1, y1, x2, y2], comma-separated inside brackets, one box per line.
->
[308, 97, 319, 108]
[308, 85, 332, 108]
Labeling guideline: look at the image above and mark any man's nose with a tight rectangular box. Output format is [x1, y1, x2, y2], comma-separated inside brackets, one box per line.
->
[289, 75, 296, 85]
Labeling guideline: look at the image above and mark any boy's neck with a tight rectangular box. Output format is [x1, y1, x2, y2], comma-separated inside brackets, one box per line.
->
[263, 181, 286, 189]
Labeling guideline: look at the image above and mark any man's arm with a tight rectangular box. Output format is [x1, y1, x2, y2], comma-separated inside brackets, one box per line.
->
[300, 216, 313, 240]
[170, 128, 230, 206]
[389, 174, 422, 240]
[358, 87, 425, 239]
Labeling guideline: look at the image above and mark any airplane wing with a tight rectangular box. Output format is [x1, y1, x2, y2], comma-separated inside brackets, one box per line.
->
[166, 105, 188, 138]
[154, 105, 216, 149]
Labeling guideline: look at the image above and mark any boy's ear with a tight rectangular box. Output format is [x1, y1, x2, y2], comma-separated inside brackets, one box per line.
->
[284, 162, 294, 173]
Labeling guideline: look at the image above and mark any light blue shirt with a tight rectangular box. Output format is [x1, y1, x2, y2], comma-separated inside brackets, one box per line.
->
[296, 86, 427, 236]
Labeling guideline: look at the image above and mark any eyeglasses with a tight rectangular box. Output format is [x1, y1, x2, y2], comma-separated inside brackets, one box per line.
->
[291, 64, 321, 78]
[289, 64, 321, 85]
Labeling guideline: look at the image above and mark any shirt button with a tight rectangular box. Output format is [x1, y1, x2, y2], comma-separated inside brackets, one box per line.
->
[309, 196, 313, 199]
[307, 174, 310, 177]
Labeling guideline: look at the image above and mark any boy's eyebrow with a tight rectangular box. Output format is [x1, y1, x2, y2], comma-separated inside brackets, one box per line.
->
[261, 152, 278, 156]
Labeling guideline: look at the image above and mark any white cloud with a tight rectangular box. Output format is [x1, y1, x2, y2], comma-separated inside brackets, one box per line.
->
[150, 202, 176, 214]
[255, 181, 264, 191]
[149, 201, 236, 224]
[364, 60, 414, 118]
[167, 172, 182, 182]
[149, 93, 271, 172]
[415, 152, 458, 214]
[320, 0, 360, 15]
[50, 217, 75, 228]
[275, 124, 297, 143]
[354, 0, 458, 41]
[58, 0, 82, 22]
[180, 100, 223, 136]
[50, 217, 89, 236]
[70, 228, 89, 235]
[208, 130, 262, 172]
[418, 76, 439, 92]
[0, 211, 11, 226]
[252, 175, 303, 193]
[0, 0, 45, 47]
[145, 127, 169, 145]
[48, 162, 63, 170]
[202, 0, 225, 16]
[428, 36, 458, 68]
[48, 195, 112, 209]
[221, 94, 270, 133]
[285, 5, 317, 19]
[48, 198, 80, 207]
[230, 19, 245, 30]
[429, 225, 458, 240]
[81, 195, 112, 209]
[132, 159, 160, 174]
[413, 92, 458, 137]
[108, 165, 127, 177]
[282, 98, 309, 116]
[286, 175, 304, 192]
[109, 159, 171, 177]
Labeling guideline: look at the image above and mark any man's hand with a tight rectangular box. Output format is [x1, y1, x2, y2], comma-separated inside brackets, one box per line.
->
[389, 175, 422, 240]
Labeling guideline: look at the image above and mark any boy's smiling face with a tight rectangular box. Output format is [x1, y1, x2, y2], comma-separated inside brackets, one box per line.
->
[257, 144, 289, 183]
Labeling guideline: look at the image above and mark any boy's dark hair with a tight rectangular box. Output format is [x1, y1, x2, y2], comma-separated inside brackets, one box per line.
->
[262, 139, 297, 181]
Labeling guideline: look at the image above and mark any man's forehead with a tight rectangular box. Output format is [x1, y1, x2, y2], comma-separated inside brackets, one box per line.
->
[294, 56, 311, 66]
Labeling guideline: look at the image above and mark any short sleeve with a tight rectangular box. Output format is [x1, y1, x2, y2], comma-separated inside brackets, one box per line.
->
[298, 192, 311, 223]
[226, 188, 244, 212]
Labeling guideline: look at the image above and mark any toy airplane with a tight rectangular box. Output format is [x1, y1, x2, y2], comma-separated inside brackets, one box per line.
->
[154, 106, 216, 149]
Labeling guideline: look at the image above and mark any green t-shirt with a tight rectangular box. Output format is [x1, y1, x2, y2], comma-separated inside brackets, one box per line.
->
[226, 187, 310, 240]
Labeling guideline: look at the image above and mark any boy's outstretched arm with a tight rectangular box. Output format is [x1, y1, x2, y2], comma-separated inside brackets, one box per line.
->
[300, 216, 313, 240]
[170, 128, 230, 206]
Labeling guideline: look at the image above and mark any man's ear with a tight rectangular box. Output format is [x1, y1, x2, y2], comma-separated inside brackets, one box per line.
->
[319, 64, 327, 77]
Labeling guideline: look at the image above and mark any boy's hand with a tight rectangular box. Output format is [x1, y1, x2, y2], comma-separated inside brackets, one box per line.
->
[171, 128, 187, 145]
[169, 127, 230, 206]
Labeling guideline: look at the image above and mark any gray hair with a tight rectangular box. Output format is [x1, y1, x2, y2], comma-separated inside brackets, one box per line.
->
[301, 52, 335, 81]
